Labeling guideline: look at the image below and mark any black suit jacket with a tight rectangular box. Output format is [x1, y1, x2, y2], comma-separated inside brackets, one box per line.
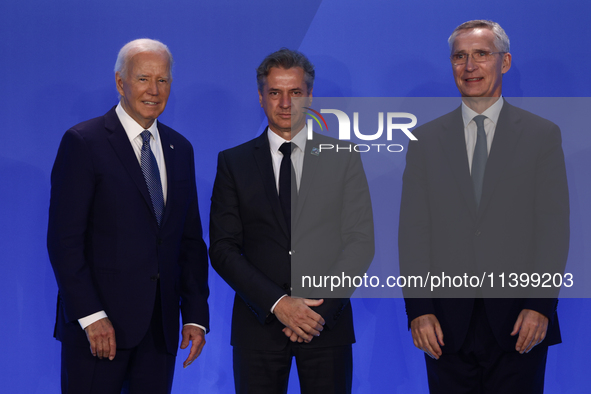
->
[209, 130, 374, 351]
[399, 101, 569, 352]
[48, 106, 210, 355]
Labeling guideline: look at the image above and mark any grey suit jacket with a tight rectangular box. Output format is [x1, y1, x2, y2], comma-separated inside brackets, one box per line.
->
[399, 101, 569, 352]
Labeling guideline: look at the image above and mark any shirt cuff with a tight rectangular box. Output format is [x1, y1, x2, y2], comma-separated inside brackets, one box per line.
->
[183, 323, 207, 334]
[271, 294, 288, 314]
[78, 311, 108, 330]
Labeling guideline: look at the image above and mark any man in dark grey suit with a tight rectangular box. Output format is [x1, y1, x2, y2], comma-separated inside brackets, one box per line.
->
[399, 20, 569, 393]
[210, 48, 374, 393]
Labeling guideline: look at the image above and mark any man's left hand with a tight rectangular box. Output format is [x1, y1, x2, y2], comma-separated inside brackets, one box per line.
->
[511, 309, 548, 354]
[180, 325, 206, 368]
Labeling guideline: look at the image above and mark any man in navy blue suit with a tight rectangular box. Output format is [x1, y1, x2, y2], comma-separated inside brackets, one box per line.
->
[48, 39, 210, 394]
[399, 20, 569, 393]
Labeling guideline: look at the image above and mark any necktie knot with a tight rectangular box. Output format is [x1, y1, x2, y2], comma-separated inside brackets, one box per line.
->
[279, 142, 292, 158]
[141, 130, 152, 145]
[473, 115, 487, 130]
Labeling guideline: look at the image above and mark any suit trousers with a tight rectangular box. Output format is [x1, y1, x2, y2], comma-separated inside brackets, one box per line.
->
[425, 299, 548, 394]
[233, 342, 352, 394]
[60, 283, 176, 394]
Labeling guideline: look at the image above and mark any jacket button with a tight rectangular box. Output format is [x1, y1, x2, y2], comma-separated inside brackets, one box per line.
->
[475, 230, 481, 236]
[289, 250, 295, 255]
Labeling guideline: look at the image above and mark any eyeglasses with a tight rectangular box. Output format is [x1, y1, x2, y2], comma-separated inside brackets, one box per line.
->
[450, 51, 506, 65]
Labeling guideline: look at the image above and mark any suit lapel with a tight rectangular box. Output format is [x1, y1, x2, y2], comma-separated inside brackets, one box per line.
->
[105, 107, 160, 229]
[253, 130, 290, 238]
[104, 108, 155, 220]
[438, 107, 478, 220]
[159, 125, 174, 228]
[293, 136, 320, 228]
[478, 102, 522, 217]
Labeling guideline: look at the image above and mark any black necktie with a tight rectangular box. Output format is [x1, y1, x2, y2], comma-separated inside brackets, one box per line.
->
[278, 142, 296, 233]
[471, 115, 488, 207]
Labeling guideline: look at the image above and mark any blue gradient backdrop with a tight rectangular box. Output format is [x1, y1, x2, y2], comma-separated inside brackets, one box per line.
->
[1, 0, 589, 392]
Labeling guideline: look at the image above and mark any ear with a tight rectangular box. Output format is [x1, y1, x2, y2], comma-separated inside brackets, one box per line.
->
[115, 72, 125, 97]
[304, 87, 313, 107]
[501, 52, 512, 75]
[258, 90, 263, 107]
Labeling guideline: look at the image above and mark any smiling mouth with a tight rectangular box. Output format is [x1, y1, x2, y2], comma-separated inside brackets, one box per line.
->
[465, 77, 483, 82]
[143, 101, 159, 105]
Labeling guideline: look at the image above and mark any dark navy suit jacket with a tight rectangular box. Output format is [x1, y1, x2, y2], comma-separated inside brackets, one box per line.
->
[48, 106, 209, 355]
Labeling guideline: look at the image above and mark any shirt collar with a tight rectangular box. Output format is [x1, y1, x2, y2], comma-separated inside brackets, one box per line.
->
[267, 124, 307, 153]
[116, 102, 160, 140]
[461, 96, 504, 127]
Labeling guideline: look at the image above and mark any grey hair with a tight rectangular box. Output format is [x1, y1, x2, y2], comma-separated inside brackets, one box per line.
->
[256, 48, 315, 93]
[114, 38, 173, 79]
[448, 20, 510, 54]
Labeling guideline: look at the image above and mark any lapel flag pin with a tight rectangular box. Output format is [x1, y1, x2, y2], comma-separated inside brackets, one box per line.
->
[310, 147, 320, 156]
[170, 144, 174, 149]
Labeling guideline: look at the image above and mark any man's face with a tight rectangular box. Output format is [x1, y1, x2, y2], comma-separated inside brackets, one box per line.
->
[258, 67, 312, 138]
[451, 28, 511, 98]
[116, 51, 171, 129]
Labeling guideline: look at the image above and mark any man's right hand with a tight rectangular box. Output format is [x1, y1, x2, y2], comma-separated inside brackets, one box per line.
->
[410, 314, 444, 359]
[282, 327, 305, 343]
[273, 297, 325, 343]
[84, 317, 116, 360]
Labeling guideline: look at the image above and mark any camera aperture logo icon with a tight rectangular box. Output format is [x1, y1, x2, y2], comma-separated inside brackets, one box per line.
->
[303, 107, 329, 131]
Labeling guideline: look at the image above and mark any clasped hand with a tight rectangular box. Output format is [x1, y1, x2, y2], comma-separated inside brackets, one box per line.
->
[274, 297, 325, 343]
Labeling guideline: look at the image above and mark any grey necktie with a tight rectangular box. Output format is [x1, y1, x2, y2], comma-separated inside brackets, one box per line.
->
[140, 130, 165, 226]
[471, 115, 488, 207]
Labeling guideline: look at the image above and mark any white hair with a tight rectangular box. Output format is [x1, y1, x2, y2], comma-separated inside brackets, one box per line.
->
[448, 20, 510, 54]
[114, 38, 173, 79]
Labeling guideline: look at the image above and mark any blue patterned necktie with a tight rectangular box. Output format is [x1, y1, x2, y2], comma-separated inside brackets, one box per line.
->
[471, 115, 488, 207]
[140, 130, 165, 226]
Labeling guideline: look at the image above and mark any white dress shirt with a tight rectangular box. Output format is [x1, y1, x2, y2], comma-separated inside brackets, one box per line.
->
[116, 102, 168, 203]
[267, 125, 307, 192]
[461, 97, 504, 173]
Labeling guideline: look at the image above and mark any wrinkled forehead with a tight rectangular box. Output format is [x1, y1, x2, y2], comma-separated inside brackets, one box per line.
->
[262, 66, 307, 90]
[128, 50, 172, 74]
